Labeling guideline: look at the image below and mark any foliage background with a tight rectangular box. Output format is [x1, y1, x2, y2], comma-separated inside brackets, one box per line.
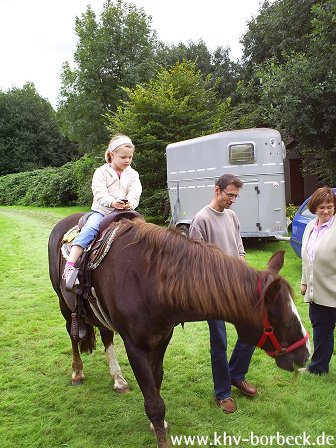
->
[1, 0, 335, 212]
[0, 84, 78, 176]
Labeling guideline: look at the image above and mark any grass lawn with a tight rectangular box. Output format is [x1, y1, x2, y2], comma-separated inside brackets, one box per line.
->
[0, 206, 335, 448]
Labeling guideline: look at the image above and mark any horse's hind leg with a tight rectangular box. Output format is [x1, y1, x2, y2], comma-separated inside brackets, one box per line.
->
[71, 339, 85, 385]
[100, 329, 130, 393]
[64, 317, 85, 385]
[123, 337, 169, 448]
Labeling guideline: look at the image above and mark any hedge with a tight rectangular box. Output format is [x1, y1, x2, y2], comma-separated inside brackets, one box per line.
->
[0, 157, 169, 219]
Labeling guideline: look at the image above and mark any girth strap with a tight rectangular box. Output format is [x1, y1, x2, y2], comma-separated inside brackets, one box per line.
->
[87, 288, 115, 331]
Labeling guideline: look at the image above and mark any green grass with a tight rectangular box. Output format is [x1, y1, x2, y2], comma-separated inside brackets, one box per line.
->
[0, 206, 335, 448]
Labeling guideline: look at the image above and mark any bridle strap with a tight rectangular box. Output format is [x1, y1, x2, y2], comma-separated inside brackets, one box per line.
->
[257, 314, 283, 354]
[256, 275, 309, 357]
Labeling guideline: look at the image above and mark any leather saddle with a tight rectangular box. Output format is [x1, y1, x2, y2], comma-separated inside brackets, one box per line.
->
[78, 209, 142, 233]
[63, 209, 143, 283]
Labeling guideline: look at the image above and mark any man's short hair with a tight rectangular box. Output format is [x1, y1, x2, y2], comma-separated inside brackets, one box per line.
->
[215, 174, 243, 191]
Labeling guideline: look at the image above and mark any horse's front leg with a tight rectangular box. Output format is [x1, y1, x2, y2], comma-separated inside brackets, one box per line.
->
[123, 337, 169, 448]
[100, 329, 130, 393]
[60, 305, 84, 385]
[148, 330, 174, 434]
[151, 330, 173, 391]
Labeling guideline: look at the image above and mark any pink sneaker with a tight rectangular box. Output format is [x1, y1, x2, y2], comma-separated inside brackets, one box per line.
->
[62, 265, 79, 289]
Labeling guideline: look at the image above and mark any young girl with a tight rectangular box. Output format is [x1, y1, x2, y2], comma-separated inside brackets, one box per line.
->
[63, 134, 142, 288]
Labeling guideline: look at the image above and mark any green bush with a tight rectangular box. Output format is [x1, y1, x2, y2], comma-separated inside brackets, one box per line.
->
[286, 203, 299, 221]
[138, 188, 170, 220]
[0, 157, 170, 218]
[0, 170, 40, 205]
[73, 155, 100, 205]
[18, 166, 79, 206]
[0, 156, 104, 207]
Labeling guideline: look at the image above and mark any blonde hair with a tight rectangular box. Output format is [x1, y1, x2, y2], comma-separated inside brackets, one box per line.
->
[105, 134, 135, 163]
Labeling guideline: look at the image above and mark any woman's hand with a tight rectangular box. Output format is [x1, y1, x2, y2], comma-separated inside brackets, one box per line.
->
[300, 284, 307, 296]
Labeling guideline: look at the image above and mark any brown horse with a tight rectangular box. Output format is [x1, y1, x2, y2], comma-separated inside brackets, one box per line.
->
[48, 214, 310, 448]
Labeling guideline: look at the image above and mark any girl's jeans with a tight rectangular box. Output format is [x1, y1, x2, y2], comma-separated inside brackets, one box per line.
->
[72, 211, 105, 249]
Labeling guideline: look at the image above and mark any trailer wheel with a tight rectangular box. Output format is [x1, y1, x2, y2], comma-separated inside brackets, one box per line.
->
[177, 224, 190, 237]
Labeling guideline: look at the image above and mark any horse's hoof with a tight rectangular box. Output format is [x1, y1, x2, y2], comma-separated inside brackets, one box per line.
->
[71, 377, 84, 386]
[115, 385, 130, 394]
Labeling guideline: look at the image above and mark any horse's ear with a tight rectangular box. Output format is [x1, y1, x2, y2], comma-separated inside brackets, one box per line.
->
[267, 250, 285, 273]
[263, 277, 282, 303]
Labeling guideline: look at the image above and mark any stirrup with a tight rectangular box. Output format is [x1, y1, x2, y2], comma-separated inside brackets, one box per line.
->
[70, 312, 87, 341]
[65, 267, 80, 291]
[71, 312, 79, 342]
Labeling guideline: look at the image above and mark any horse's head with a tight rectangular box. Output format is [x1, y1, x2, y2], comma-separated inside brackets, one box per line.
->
[258, 251, 310, 371]
[236, 251, 310, 371]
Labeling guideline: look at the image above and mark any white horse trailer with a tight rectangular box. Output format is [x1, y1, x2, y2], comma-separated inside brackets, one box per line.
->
[166, 128, 288, 239]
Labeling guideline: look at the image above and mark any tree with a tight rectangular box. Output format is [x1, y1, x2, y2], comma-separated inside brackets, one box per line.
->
[256, 1, 336, 184]
[225, 0, 336, 184]
[241, 0, 317, 66]
[232, 0, 320, 120]
[57, 0, 158, 152]
[0, 83, 78, 176]
[105, 61, 227, 215]
[155, 40, 240, 100]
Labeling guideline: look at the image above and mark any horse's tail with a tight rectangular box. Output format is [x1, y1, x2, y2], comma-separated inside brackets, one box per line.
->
[79, 324, 96, 354]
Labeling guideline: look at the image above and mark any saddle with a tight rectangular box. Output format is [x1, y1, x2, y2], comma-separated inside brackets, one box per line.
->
[61, 210, 143, 341]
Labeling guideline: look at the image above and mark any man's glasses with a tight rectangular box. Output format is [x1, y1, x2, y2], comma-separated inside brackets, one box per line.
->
[223, 190, 239, 199]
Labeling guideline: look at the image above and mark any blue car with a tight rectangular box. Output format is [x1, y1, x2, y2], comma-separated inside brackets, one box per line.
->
[290, 187, 336, 257]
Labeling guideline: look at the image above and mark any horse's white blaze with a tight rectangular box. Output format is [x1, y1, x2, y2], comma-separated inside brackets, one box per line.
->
[106, 345, 129, 390]
[289, 294, 311, 354]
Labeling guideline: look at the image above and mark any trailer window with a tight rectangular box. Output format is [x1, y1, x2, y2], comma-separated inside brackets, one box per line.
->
[229, 143, 255, 163]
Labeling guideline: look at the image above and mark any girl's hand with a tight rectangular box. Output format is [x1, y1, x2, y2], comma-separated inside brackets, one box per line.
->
[112, 199, 128, 210]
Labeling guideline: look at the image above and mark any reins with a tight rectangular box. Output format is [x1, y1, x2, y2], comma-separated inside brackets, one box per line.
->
[256, 276, 309, 357]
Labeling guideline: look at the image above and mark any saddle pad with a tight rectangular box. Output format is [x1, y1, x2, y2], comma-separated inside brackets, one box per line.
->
[62, 225, 80, 243]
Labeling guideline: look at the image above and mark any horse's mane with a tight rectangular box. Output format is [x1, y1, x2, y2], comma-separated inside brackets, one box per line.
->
[117, 219, 268, 326]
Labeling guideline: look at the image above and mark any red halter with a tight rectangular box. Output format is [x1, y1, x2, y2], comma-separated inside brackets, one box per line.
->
[256, 277, 309, 357]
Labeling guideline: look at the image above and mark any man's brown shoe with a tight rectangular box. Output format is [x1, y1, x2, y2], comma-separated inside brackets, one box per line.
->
[216, 397, 237, 413]
[231, 379, 257, 397]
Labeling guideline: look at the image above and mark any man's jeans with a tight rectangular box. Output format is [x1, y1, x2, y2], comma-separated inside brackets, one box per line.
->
[208, 319, 255, 400]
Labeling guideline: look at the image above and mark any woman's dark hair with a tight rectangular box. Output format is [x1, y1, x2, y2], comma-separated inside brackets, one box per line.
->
[308, 186, 336, 214]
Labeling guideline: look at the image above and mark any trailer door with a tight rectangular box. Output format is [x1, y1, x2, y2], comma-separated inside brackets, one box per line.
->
[232, 180, 260, 236]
